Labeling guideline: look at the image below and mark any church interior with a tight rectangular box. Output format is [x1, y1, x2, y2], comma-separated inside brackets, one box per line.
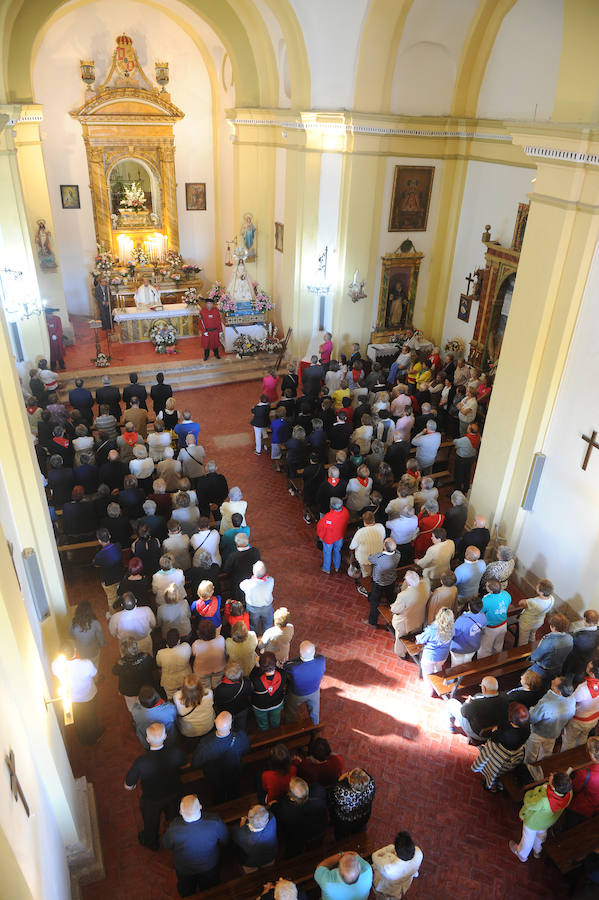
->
[2, 1, 599, 898]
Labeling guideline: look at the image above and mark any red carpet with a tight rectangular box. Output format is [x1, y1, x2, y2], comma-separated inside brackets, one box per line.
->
[59, 379, 565, 899]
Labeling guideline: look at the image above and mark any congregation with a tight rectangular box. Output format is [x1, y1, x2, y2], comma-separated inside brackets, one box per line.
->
[34, 331, 599, 898]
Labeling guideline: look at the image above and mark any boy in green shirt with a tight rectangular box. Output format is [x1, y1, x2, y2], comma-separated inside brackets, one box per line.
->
[509, 771, 572, 861]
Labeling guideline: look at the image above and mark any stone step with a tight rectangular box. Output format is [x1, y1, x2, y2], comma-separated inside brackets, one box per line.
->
[56, 352, 281, 399]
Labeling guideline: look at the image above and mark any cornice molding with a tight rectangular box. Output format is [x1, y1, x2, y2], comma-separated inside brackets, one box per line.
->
[523, 145, 599, 166]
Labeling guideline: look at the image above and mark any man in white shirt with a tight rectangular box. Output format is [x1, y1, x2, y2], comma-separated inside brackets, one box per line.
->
[52, 643, 104, 745]
[134, 277, 161, 310]
[109, 593, 156, 655]
[152, 554, 186, 605]
[411, 420, 441, 475]
[372, 830, 423, 899]
[162, 521, 192, 571]
[156, 630, 193, 698]
[386, 508, 418, 550]
[190, 518, 221, 566]
[240, 560, 274, 634]
[147, 421, 172, 462]
[560, 658, 599, 750]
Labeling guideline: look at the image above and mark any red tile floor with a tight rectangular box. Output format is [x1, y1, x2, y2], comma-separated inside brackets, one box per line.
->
[59, 378, 566, 899]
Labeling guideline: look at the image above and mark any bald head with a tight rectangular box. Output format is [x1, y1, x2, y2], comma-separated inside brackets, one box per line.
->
[481, 676, 498, 696]
[146, 723, 166, 748]
[299, 641, 315, 661]
[180, 795, 202, 823]
[108, 449, 119, 463]
[215, 711, 232, 736]
[473, 515, 487, 528]
[339, 852, 361, 885]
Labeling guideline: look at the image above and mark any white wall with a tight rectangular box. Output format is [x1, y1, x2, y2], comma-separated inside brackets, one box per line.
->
[517, 240, 599, 613]
[441, 160, 532, 350]
[272, 146, 287, 317]
[372, 155, 445, 331]
[33, 0, 232, 316]
[390, 0, 479, 116]
[477, 0, 563, 121]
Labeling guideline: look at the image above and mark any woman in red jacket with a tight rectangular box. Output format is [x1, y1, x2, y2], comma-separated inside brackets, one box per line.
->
[563, 736, 599, 829]
[412, 500, 444, 559]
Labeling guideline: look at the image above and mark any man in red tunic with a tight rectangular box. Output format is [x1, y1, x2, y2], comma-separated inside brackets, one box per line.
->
[45, 307, 66, 370]
[199, 300, 222, 360]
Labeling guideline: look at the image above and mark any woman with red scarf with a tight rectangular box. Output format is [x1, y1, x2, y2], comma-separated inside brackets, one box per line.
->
[412, 500, 444, 559]
[453, 423, 481, 493]
[510, 771, 572, 861]
[191, 580, 222, 632]
[250, 651, 287, 730]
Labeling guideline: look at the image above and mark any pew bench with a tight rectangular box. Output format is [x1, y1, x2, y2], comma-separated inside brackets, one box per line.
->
[544, 816, 599, 873]
[57, 539, 98, 557]
[431, 643, 534, 699]
[539, 744, 591, 780]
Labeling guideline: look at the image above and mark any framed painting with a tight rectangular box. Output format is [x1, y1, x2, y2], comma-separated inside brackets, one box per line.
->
[274, 221, 284, 253]
[60, 184, 80, 209]
[185, 183, 206, 211]
[458, 293, 472, 323]
[388, 165, 434, 232]
[374, 251, 424, 337]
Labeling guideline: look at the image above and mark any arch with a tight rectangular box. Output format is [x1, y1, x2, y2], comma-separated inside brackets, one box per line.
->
[450, 0, 517, 117]
[262, 0, 311, 108]
[4, 0, 284, 108]
[353, 0, 414, 114]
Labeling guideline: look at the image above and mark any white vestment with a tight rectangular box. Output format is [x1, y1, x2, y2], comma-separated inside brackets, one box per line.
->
[134, 284, 161, 310]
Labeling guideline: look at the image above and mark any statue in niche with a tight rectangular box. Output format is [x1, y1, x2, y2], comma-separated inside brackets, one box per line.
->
[241, 213, 256, 261]
[35, 220, 57, 271]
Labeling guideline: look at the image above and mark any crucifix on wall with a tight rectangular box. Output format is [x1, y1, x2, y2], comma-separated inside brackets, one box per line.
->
[5, 750, 30, 817]
[581, 430, 599, 470]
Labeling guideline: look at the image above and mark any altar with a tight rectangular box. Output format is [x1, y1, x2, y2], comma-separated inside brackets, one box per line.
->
[113, 303, 199, 342]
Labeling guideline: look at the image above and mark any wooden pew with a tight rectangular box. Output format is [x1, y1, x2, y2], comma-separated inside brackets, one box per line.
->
[209, 792, 259, 825]
[180, 717, 324, 785]
[57, 539, 98, 558]
[429, 643, 534, 699]
[199, 832, 377, 900]
[544, 817, 599, 873]
[539, 744, 591, 780]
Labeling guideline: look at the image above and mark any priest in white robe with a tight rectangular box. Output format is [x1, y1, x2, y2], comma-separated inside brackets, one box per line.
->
[134, 277, 161, 310]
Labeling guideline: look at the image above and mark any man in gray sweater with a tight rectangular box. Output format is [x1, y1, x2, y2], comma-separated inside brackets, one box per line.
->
[365, 537, 401, 627]
[525, 675, 576, 777]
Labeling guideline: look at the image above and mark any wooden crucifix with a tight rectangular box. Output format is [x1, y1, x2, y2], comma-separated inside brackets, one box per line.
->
[5, 750, 30, 817]
[581, 430, 599, 470]
[464, 272, 475, 296]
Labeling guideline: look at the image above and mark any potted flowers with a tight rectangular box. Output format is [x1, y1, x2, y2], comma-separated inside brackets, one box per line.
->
[183, 287, 199, 307]
[149, 320, 178, 353]
[233, 334, 261, 358]
[259, 322, 283, 353]
[252, 283, 274, 312]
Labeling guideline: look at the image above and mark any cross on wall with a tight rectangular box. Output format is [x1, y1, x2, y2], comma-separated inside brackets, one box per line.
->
[5, 750, 30, 817]
[581, 430, 599, 470]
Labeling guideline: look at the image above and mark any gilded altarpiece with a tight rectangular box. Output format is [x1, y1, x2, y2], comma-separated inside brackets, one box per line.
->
[72, 35, 183, 256]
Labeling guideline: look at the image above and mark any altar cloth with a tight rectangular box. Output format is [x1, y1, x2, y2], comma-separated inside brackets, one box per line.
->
[113, 303, 200, 342]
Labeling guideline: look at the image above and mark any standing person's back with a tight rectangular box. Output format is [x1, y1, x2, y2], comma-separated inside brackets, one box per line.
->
[162, 794, 229, 894]
[191, 712, 250, 802]
[314, 849, 373, 900]
[372, 831, 423, 899]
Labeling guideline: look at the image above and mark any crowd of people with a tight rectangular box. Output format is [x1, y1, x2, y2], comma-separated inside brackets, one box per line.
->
[31, 331, 599, 896]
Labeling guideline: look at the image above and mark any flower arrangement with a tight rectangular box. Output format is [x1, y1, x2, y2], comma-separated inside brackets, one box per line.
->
[132, 247, 150, 267]
[171, 272, 181, 283]
[233, 334, 261, 357]
[149, 320, 178, 354]
[165, 249, 183, 269]
[94, 352, 110, 368]
[209, 282, 236, 314]
[94, 243, 115, 273]
[120, 181, 146, 211]
[259, 322, 283, 353]
[252, 283, 274, 312]
[183, 288, 199, 306]
[110, 276, 123, 287]
[182, 264, 202, 276]
[444, 336, 466, 355]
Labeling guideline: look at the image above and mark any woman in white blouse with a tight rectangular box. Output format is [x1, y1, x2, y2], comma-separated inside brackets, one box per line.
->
[219, 486, 248, 534]
[173, 674, 214, 738]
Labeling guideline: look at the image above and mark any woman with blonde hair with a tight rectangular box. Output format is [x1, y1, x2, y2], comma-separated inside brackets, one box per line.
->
[173, 673, 214, 739]
[416, 607, 455, 682]
[225, 621, 258, 676]
[158, 395, 180, 434]
[259, 607, 294, 664]
[156, 583, 191, 639]
[191, 579, 221, 632]
[191, 619, 225, 690]
[328, 767, 376, 838]
[148, 477, 172, 519]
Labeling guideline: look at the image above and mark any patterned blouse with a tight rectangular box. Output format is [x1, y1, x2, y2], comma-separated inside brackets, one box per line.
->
[329, 773, 376, 824]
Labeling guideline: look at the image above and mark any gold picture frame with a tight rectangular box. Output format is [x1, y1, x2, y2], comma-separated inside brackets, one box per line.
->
[374, 251, 424, 338]
[388, 165, 434, 232]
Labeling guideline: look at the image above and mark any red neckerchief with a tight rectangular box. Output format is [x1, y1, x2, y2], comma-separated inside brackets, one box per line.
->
[357, 477, 370, 487]
[260, 671, 282, 694]
[53, 437, 69, 448]
[547, 784, 572, 813]
[123, 431, 139, 446]
[586, 676, 599, 698]
[407, 470, 420, 481]
[27, 406, 38, 415]
[198, 596, 218, 617]
[466, 433, 481, 449]
[328, 477, 339, 486]
[153, 699, 164, 707]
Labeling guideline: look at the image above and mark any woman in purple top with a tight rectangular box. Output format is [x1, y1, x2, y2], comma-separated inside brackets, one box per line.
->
[319, 332, 333, 368]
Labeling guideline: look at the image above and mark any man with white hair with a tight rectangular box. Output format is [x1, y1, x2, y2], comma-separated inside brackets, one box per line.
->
[284, 641, 326, 724]
[231, 804, 278, 872]
[156, 446, 182, 492]
[240, 560, 274, 633]
[443, 491, 468, 541]
[455, 514, 490, 560]
[162, 793, 229, 895]
[117, 421, 143, 463]
[178, 433, 205, 480]
[162, 519, 191, 570]
[196, 459, 229, 519]
[411, 420, 441, 475]
[224, 532, 261, 601]
[258, 877, 303, 900]
[365, 537, 401, 627]
[413, 476, 438, 511]
[124, 722, 187, 851]
[272, 776, 328, 853]
[316, 496, 350, 574]
[314, 849, 373, 900]
[446, 676, 509, 742]
[191, 711, 251, 802]
[390, 570, 430, 657]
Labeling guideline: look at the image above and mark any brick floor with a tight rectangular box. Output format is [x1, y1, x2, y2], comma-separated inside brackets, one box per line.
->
[60, 378, 567, 899]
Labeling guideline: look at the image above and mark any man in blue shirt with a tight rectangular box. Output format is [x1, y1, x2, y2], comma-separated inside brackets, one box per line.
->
[191, 711, 250, 802]
[450, 597, 487, 668]
[454, 546, 486, 602]
[68, 377, 94, 425]
[231, 804, 278, 871]
[162, 793, 228, 895]
[270, 408, 292, 472]
[314, 850, 373, 900]
[284, 641, 326, 724]
[478, 579, 511, 658]
[174, 410, 200, 449]
[131, 686, 178, 749]
[92, 527, 123, 609]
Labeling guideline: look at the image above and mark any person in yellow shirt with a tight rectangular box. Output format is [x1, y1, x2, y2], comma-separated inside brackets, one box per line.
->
[406, 353, 422, 389]
[331, 380, 351, 411]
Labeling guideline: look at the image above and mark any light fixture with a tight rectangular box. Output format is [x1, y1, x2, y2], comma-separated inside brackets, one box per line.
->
[80, 60, 95, 89]
[307, 246, 331, 295]
[0, 268, 45, 321]
[348, 269, 367, 303]
[46, 654, 74, 726]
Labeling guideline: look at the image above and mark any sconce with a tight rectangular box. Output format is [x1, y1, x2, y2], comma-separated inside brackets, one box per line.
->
[46, 654, 74, 726]
[155, 62, 169, 93]
[80, 60, 96, 89]
[307, 246, 331, 296]
[348, 269, 367, 303]
[0, 268, 45, 321]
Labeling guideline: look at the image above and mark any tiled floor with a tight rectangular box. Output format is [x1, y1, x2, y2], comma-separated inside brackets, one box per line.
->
[61, 378, 566, 899]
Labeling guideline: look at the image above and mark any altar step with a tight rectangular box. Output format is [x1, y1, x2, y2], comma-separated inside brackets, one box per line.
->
[56, 352, 280, 399]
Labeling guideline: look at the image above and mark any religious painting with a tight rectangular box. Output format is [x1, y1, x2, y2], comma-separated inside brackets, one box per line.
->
[388, 165, 434, 232]
[35, 219, 57, 271]
[60, 184, 80, 209]
[274, 222, 284, 253]
[511, 202, 529, 252]
[458, 293, 472, 323]
[185, 183, 206, 211]
[375, 251, 424, 336]
[241, 212, 257, 262]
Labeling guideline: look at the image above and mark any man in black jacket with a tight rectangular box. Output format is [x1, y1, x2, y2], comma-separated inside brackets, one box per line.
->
[213, 660, 252, 731]
[327, 411, 352, 463]
[272, 777, 327, 855]
[69, 378, 94, 425]
[302, 356, 323, 400]
[196, 461, 229, 519]
[316, 466, 347, 516]
[192, 712, 250, 802]
[150, 372, 173, 415]
[123, 372, 148, 410]
[99, 449, 129, 492]
[96, 374, 122, 420]
[224, 534, 260, 601]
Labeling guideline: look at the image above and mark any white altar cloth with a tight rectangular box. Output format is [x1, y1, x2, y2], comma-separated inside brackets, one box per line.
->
[113, 302, 193, 322]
